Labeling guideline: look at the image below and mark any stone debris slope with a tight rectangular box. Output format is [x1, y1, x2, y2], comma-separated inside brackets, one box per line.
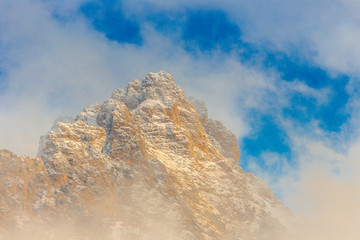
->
[0, 71, 293, 240]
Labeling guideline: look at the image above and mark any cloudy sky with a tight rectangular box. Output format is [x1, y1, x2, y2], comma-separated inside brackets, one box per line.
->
[1, 0, 360, 236]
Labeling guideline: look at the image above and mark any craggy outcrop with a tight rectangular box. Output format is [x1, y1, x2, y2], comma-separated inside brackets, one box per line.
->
[0, 71, 292, 240]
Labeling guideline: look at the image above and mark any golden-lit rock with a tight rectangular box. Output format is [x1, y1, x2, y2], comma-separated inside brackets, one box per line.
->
[0, 71, 293, 240]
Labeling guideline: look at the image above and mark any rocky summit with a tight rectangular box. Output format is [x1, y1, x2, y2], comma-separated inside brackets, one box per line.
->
[0, 71, 293, 240]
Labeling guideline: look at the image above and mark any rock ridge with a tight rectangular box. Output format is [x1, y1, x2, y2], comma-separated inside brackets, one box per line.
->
[0, 71, 293, 240]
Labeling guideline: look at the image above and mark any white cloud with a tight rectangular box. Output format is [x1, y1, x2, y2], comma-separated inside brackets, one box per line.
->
[283, 136, 360, 240]
[122, 0, 360, 76]
[245, 131, 360, 239]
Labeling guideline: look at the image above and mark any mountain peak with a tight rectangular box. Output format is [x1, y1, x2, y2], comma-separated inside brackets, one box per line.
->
[144, 71, 176, 86]
[111, 71, 185, 110]
[0, 72, 293, 240]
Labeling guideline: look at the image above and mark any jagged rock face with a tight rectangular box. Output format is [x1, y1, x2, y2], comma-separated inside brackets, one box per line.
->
[0, 71, 292, 240]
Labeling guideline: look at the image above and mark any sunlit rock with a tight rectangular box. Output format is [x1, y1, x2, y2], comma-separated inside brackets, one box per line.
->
[0, 71, 293, 239]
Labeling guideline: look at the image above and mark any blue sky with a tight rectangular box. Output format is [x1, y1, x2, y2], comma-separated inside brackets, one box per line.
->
[72, 0, 354, 181]
[1, 1, 360, 222]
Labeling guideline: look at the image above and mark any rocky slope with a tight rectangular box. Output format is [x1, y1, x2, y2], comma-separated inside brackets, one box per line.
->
[0, 71, 293, 239]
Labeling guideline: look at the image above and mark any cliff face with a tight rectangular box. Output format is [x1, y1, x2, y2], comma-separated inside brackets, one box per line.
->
[0, 71, 292, 239]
